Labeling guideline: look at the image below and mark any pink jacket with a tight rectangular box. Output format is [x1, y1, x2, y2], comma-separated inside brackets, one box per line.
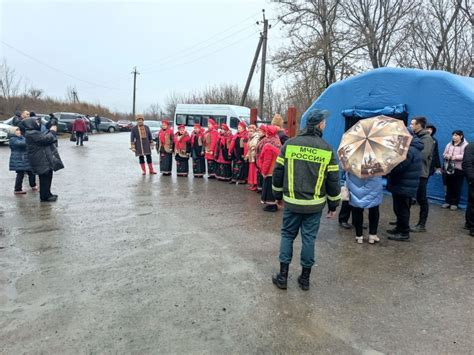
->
[443, 141, 469, 170]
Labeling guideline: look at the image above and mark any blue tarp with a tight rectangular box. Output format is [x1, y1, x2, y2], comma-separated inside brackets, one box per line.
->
[301, 68, 474, 203]
[342, 104, 407, 119]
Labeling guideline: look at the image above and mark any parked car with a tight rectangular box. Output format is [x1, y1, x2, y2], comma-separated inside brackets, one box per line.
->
[144, 120, 161, 140]
[54, 112, 87, 133]
[0, 123, 10, 144]
[117, 120, 133, 131]
[92, 116, 120, 133]
[3, 114, 67, 134]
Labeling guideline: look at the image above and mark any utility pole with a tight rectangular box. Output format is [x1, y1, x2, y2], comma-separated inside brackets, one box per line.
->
[240, 34, 263, 106]
[258, 10, 269, 119]
[131, 66, 140, 118]
[72, 89, 79, 104]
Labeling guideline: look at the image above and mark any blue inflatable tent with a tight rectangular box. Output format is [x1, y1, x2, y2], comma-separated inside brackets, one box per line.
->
[301, 68, 474, 203]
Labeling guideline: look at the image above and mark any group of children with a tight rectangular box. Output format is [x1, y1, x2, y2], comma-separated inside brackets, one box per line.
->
[130, 114, 289, 212]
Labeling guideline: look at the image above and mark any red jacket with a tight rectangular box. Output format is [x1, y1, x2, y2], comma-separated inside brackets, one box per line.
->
[258, 143, 280, 176]
[72, 118, 87, 133]
[204, 129, 219, 161]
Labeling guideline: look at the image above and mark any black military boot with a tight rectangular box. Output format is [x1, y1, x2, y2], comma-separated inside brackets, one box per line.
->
[272, 263, 289, 289]
[297, 267, 312, 291]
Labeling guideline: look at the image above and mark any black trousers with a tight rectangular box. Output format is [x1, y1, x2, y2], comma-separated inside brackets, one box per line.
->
[466, 182, 474, 232]
[15, 171, 36, 191]
[39, 170, 53, 201]
[139, 155, 152, 164]
[95, 123, 100, 132]
[445, 169, 465, 206]
[416, 177, 429, 225]
[338, 200, 352, 224]
[76, 132, 84, 145]
[392, 193, 411, 235]
[352, 206, 380, 236]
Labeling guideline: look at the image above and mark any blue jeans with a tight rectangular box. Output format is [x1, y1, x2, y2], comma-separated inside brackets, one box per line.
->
[279, 208, 322, 268]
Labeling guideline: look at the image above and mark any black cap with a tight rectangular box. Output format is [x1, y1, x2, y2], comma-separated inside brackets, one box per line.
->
[306, 109, 330, 126]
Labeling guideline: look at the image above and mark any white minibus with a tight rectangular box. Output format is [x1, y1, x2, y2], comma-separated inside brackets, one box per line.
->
[174, 104, 254, 133]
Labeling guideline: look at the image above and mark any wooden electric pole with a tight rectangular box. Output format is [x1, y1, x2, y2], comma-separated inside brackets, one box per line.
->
[131, 66, 140, 118]
[240, 34, 263, 106]
[258, 10, 269, 119]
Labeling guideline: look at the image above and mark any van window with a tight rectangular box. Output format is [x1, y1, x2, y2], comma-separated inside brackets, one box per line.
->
[186, 115, 201, 126]
[176, 114, 186, 125]
[211, 115, 227, 127]
[201, 116, 209, 127]
[230, 117, 239, 129]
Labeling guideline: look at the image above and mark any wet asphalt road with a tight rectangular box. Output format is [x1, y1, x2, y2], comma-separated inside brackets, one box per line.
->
[0, 132, 472, 354]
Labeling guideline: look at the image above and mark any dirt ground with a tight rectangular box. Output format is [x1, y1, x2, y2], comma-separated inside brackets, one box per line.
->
[0, 133, 472, 354]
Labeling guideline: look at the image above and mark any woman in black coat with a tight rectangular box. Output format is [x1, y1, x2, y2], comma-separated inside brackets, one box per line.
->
[9, 127, 37, 194]
[22, 118, 64, 202]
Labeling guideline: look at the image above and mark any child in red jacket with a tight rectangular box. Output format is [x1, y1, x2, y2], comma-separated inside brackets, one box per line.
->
[258, 125, 282, 212]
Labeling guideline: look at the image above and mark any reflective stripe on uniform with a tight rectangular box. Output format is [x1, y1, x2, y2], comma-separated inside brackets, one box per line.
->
[327, 165, 339, 172]
[276, 156, 284, 165]
[272, 185, 283, 192]
[283, 194, 327, 206]
[327, 193, 342, 201]
[288, 158, 295, 198]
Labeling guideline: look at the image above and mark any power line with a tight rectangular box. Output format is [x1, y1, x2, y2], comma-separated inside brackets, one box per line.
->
[140, 26, 257, 72]
[142, 30, 260, 75]
[0, 40, 127, 91]
[138, 11, 261, 70]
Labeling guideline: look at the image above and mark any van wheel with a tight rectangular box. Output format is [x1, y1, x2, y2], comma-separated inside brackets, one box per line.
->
[108, 127, 115, 133]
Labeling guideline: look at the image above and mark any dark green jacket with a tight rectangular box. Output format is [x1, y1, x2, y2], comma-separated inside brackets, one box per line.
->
[272, 128, 341, 214]
[416, 129, 435, 178]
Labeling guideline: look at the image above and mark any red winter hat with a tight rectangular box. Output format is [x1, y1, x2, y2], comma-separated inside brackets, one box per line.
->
[258, 124, 267, 133]
[238, 121, 247, 130]
[266, 125, 278, 137]
[162, 120, 169, 126]
[208, 119, 216, 127]
[178, 124, 186, 130]
[221, 123, 230, 131]
[194, 123, 201, 128]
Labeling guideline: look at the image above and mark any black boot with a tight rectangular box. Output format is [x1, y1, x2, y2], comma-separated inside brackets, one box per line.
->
[297, 267, 312, 291]
[272, 263, 289, 289]
[263, 204, 278, 212]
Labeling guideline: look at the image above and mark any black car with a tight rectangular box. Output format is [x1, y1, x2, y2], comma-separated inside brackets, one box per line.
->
[55, 112, 88, 133]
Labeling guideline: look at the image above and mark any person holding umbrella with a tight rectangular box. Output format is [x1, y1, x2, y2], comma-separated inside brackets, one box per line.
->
[337, 116, 421, 242]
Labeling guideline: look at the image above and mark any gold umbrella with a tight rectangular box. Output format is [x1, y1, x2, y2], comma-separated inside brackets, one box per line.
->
[337, 115, 412, 178]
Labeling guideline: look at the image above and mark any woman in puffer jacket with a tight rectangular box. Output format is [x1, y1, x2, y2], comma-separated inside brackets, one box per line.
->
[347, 173, 383, 244]
[9, 127, 37, 194]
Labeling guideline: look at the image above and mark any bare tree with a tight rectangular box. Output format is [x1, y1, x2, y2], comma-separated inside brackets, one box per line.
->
[145, 103, 162, 120]
[397, 0, 471, 75]
[274, 0, 361, 88]
[28, 87, 44, 99]
[0, 59, 21, 99]
[341, 0, 416, 68]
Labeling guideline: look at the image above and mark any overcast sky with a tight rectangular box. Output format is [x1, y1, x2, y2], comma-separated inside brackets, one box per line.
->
[0, 0, 286, 113]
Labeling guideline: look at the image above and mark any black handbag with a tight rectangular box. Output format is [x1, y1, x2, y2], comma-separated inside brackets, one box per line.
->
[70, 133, 77, 142]
[444, 159, 455, 175]
[83, 134, 89, 142]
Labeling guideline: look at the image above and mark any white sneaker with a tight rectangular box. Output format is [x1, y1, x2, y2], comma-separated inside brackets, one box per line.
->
[369, 235, 380, 244]
[355, 236, 363, 244]
[442, 203, 450, 209]
[450, 205, 458, 211]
